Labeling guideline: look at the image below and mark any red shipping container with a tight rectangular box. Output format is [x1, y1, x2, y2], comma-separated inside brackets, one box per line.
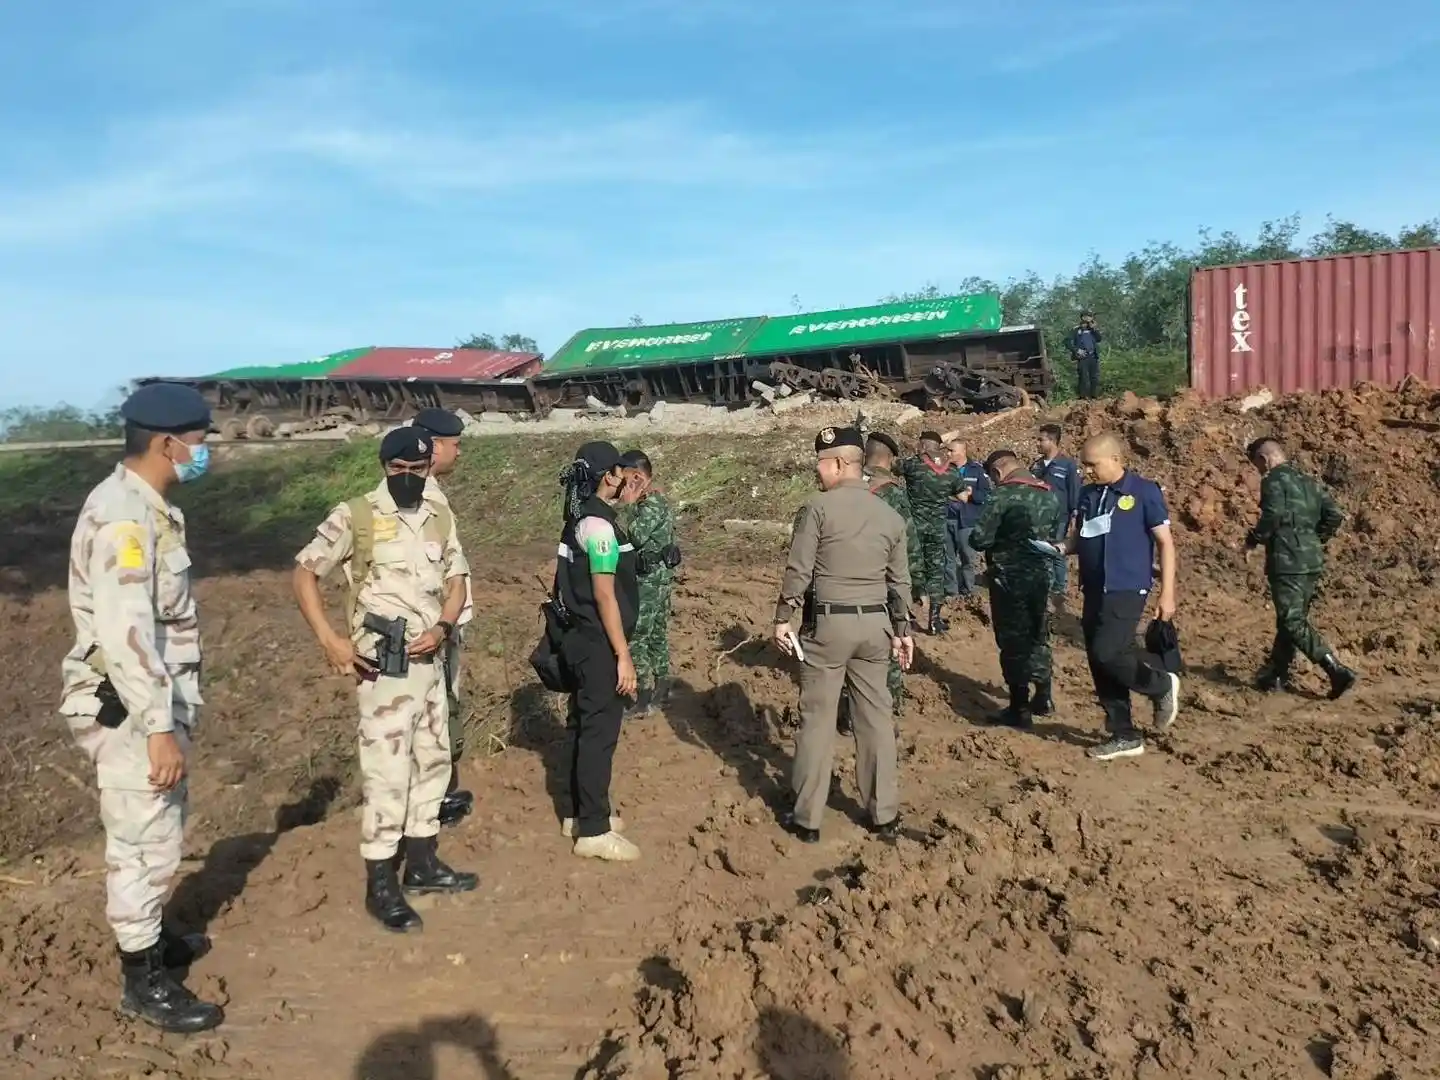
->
[1189, 247, 1440, 399]
[331, 347, 542, 382]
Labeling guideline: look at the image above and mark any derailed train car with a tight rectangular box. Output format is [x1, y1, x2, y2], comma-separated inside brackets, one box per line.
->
[138, 293, 1054, 436]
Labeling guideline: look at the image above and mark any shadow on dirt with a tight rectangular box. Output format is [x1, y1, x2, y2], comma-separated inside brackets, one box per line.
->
[168, 776, 341, 936]
[755, 1005, 852, 1079]
[508, 681, 570, 824]
[353, 1012, 519, 1079]
[583, 956, 852, 1079]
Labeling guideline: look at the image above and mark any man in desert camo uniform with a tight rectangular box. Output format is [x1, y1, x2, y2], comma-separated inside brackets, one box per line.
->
[59, 382, 224, 1034]
[292, 425, 479, 934]
[410, 406, 475, 827]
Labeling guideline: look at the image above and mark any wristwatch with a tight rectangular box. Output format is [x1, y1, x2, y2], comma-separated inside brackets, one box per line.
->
[436, 620, 455, 640]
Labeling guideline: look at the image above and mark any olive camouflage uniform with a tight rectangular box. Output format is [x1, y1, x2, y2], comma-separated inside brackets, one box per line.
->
[618, 490, 677, 698]
[1245, 462, 1346, 684]
[847, 468, 917, 713]
[897, 455, 965, 613]
[968, 476, 1064, 720]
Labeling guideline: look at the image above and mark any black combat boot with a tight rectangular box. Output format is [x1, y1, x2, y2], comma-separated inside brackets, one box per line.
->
[651, 677, 673, 708]
[401, 835, 479, 894]
[1253, 667, 1283, 692]
[365, 857, 423, 932]
[437, 768, 474, 827]
[1030, 680, 1053, 717]
[159, 925, 209, 969]
[118, 943, 224, 1033]
[1321, 655, 1357, 700]
[993, 684, 1033, 729]
[928, 606, 948, 635]
[623, 686, 654, 719]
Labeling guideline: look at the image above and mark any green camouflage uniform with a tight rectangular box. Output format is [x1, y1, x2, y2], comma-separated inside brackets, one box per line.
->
[619, 490, 677, 692]
[968, 476, 1064, 689]
[864, 468, 919, 707]
[898, 455, 965, 609]
[1245, 462, 1345, 678]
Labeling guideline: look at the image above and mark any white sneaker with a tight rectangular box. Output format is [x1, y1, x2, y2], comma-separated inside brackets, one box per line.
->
[572, 831, 640, 862]
[561, 815, 624, 838]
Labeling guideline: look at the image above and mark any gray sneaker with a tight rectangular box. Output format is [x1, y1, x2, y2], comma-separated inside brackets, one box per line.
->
[1087, 735, 1145, 761]
[1153, 672, 1180, 732]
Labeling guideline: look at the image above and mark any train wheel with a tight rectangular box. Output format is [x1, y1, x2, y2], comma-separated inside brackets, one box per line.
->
[220, 418, 245, 441]
[623, 379, 653, 413]
[245, 414, 276, 439]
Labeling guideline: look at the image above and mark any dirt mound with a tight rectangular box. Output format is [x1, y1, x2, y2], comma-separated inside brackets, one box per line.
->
[587, 777, 1440, 1080]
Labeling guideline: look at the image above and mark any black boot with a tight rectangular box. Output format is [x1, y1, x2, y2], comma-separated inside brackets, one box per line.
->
[401, 835, 479, 894]
[365, 857, 423, 933]
[159, 925, 209, 969]
[438, 768, 473, 828]
[1321, 655, 1356, 700]
[651, 677, 673, 708]
[623, 685, 654, 719]
[993, 684, 1033, 729]
[1254, 667, 1283, 692]
[928, 606, 948, 636]
[118, 943, 223, 1033]
[1030, 680, 1053, 717]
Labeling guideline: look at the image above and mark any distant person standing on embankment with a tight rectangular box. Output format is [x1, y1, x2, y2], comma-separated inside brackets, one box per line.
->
[1068, 312, 1103, 400]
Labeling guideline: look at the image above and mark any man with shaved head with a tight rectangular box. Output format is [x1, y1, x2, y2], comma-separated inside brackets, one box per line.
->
[1244, 437, 1355, 698]
[1051, 432, 1180, 760]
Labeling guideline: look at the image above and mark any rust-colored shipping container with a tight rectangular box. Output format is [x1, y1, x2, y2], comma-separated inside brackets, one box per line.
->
[1189, 247, 1440, 399]
[331, 347, 542, 381]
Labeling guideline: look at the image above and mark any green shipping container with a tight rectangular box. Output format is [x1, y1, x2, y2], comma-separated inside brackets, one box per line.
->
[206, 347, 374, 381]
[544, 317, 766, 374]
[737, 294, 1002, 357]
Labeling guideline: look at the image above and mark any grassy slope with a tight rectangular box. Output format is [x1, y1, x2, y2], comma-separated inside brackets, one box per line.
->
[1, 430, 819, 576]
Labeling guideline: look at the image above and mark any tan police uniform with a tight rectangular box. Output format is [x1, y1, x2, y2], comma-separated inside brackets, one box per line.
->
[424, 475, 473, 755]
[777, 427, 912, 832]
[60, 464, 201, 953]
[295, 480, 469, 860]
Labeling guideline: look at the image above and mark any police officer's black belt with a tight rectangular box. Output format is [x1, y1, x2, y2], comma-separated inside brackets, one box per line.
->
[814, 603, 888, 615]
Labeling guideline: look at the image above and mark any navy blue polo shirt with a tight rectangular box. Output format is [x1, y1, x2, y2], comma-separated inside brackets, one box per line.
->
[1031, 455, 1082, 521]
[947, 461, 990, 528]
[1075, 469, 1170, 594]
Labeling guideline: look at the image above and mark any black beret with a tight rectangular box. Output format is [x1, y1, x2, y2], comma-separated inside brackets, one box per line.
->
[411, 407, 464, 437]
[574, 440, 622, 474]
[865, 431, 899, 456]
[919, 429, 943, 443]
[120, 383, 211, 434]
[983, 449, 1017, 472]
[814, 426, 864, 456]
[379, 426, 434, 463]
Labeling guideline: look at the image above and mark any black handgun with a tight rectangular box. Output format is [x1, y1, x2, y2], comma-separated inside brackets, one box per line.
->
[362, 613, 409, 677]
[800, 588, 817, 637]
[95, 677, 128, 729]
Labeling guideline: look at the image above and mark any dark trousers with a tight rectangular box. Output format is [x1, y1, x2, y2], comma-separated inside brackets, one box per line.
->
[1077, 356, 1100, 399]
[1081, 590, 1167, 736]
[560, 629, 624, 838]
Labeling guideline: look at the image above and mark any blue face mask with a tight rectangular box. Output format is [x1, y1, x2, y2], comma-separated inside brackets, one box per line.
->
[173, 441, 210, 483]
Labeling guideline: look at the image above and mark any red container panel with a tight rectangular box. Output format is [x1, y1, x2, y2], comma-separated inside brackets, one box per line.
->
[331, 347, 542, 381]
[1189, 247, 1440, 399]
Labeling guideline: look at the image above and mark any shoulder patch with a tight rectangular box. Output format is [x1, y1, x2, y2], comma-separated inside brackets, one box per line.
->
[113, 522, 147, 570]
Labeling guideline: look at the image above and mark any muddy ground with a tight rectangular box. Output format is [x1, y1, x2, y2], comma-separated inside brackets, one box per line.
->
[2, 384, 1439, 1079]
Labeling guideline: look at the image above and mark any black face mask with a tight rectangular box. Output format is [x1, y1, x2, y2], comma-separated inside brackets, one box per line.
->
[387, 472, 427, 509]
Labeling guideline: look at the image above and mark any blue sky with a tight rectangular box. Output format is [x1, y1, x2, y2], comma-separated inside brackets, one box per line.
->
[1, 0, 1437, 411]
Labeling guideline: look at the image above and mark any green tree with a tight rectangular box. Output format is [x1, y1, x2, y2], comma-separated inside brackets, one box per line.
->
[884, 214, 1440, 399]
[457, 332, 539, 353]
[0, 402, 123, 443]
